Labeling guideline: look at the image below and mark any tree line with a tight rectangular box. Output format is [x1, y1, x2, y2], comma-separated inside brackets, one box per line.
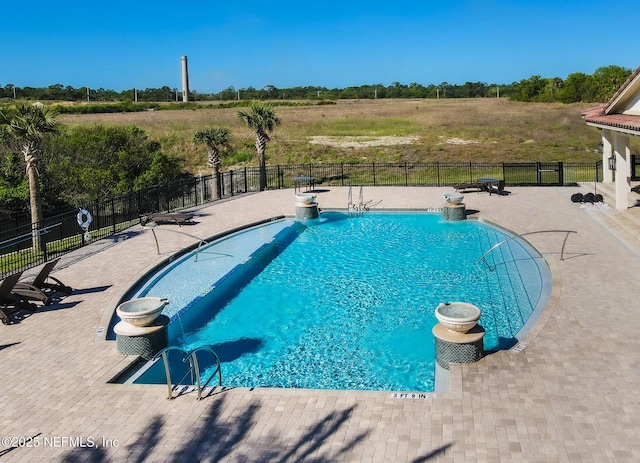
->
[0, 108, 185, 221]
[0, 65, 632, 105]
[0, 101, 279, 235]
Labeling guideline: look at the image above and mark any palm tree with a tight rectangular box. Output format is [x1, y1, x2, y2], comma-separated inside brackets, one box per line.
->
[193, 127, 232, 200]
[237, 102, 281, 191]
[0, 103, 58, 252]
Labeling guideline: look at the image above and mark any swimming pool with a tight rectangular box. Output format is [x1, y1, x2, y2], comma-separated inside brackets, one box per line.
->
[119, 212, 550, 392]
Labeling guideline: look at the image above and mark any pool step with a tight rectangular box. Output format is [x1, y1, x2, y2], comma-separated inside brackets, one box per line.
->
[579, 181, 640, 209]
[576, 183, 640, 258]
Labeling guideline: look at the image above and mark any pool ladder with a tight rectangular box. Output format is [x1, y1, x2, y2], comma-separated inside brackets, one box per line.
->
[348, 185, 381, 216]
[153, 345, 222, 400]
[347, 185, 362, 216]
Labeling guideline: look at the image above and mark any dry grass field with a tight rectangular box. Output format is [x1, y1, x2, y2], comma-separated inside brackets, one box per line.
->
[58, 98, 610, 173]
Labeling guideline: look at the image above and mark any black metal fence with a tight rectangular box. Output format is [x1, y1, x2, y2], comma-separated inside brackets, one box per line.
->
[0, 161, 601, 278]
[268, 161, 602, 187]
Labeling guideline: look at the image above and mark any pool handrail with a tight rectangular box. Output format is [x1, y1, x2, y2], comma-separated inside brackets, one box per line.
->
[144, 227, 209, 261]
[152, 345, 222, 400]
[347, 185, 382, 216]
[477, 229, 577, 271]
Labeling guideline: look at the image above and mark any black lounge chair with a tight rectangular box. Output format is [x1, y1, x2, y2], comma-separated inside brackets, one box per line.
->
[491, 180, 506, 196]
[454, 182, 482, 193]
[12, 259, 72, 305]
[0, 272, 37, 325]
[140, 212, 194, 226]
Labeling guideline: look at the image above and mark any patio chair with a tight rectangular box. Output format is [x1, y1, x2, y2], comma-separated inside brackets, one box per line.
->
[13, 259, 72, 305]
[0, 271, 37, 325]
[491, 180, 506, 196]
[453, 182, 481, 193]
[140, 212, 194, 226]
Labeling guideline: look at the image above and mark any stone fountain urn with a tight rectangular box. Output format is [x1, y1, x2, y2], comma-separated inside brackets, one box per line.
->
[114, 297, 170, 358]
[442, 193, 466, 221]
[435, 302, 481, 333]
[116, 297, 168, 327]
[432, 302, 485, 370]
[295, 193, 319, 220]
[295, 193, 317, 204]
[443, 193, 464, 205]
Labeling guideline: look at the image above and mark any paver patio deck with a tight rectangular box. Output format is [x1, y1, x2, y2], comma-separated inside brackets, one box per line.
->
[1, 185, 640, 462]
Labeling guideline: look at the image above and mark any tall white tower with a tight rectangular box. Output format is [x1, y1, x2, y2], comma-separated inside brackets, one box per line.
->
[181, 56, 190, 102]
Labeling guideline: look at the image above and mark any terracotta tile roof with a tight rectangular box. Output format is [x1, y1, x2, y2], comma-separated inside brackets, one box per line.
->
[581, 110, 640, 132]
[582, 66, 640, 134]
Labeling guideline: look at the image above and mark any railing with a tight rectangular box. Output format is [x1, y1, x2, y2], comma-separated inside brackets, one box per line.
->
[347, 185, 361, 216]
[0, 161, 599, 278]
[269, 161, 601, 188]
[477, 230, 578, 271]
[145, 227, 210, 260]
[153, 345, 222, 400]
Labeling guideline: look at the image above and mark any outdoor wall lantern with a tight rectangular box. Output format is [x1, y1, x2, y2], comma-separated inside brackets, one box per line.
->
[608, 155, 616, 171]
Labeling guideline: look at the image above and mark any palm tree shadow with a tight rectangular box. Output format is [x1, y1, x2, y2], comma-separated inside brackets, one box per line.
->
[126, 416, 165, 463]
[0, 342, 20, 351]
[61, 393, 451, 462]
[257, 405, 370, 463]
[411, 443, 453, 462]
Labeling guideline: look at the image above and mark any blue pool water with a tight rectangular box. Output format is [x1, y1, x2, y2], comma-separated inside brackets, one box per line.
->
[124, 212, 550, 392]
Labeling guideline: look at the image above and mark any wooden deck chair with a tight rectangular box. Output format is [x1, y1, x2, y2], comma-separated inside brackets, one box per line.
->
[0, 272, 36, 325]
[492, 180, 506, 196]
[453, 182, 480, 193]
[13, 259, 72, 305]
[140, 212, 194, 226]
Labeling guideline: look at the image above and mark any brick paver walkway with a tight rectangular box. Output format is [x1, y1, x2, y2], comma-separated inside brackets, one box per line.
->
[1, 186, 639, 462]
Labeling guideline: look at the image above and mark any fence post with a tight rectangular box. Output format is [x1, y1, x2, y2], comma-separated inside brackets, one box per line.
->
[373, 162, 376, 186]
[405, 162, 408, 186]
[536, 162, 542, 184]
[341, 164, 344, 186]
[111, 198, 116, 234]
[94, 200, 100, 236]
[195, 177, 200, 206]
[243, 167, 248, 193]
[42, 230, 48, 262]
[558, 162, 564, 185]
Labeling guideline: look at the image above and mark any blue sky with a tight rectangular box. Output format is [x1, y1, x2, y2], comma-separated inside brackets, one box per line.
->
[3, 0, 638, 93]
